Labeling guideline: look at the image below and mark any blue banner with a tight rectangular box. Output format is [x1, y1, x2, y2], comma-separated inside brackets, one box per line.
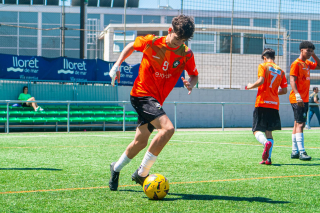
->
[0, 54, 185, 87]
[96, 60, 139, 86]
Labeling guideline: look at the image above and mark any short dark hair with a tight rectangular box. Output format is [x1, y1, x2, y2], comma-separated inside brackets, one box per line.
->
[172, 15, 195, 40]
[299, 41, 315, 50]
[23, 86, 28, 92]
[313, 87, 318, 91]
[261, 48, 275, 60]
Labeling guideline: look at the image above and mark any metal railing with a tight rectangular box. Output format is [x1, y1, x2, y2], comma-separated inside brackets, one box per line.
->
[0, 100, 130, 134]
[1, 100, 319, 134]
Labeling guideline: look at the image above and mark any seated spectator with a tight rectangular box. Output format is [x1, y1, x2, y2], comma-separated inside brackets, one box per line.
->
[18, 86, 44, 112]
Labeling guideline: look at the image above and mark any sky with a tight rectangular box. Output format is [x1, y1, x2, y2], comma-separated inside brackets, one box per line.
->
[138, 0, 320, 14]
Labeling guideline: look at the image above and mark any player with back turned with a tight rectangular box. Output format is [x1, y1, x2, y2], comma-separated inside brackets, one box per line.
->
[246, 48, 288, 165]
[108, 15, 199, 191]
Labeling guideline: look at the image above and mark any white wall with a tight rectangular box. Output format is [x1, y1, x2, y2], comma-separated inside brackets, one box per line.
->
[118, 86, 297, 128]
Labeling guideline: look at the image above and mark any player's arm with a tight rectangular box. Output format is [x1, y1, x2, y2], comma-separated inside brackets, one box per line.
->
[109, 42, 135, 86]
[315, 94, 319, 104]
[311, 52, 320, 68]
[290, 75, 304, 107]
[246, 77, 264, 90]
[181, 75, 198, 95]
[278, 87, 287, 95]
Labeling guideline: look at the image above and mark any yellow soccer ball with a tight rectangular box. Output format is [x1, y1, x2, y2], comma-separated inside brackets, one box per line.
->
[143, 174, 169, 200]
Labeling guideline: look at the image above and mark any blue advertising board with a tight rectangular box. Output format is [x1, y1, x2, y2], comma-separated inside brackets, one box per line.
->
[0, 54, 185, 87]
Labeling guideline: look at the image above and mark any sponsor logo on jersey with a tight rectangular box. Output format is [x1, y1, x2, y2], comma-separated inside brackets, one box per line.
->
[173, 60, 180, 68]
[264, 101, 278, 105]
[155, 72, 172, 79]
[152, 55, 160, 59]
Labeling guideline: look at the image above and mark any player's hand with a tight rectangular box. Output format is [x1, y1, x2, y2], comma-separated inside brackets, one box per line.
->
[109, 65, 120, 87]
[181, 77, 192, 95]
[297, 100, 304, 107]
[246, 83, 253, 90]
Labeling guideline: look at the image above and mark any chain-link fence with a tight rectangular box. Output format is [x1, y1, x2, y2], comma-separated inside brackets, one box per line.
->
[182, 0, 320, 88]
[1, 0, 320, 89]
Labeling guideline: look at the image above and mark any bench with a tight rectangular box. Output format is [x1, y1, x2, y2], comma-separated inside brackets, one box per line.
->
[0, 105, 138, 132]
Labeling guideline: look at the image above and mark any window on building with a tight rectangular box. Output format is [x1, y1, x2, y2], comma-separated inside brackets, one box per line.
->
[19, 0, 30, 4]
[100, 0, 111, 7]
[291, 19, 308, 31]
[4, 0, 16, 4]
[290, 31, 308, 40]
[33, 0, 44, 4]
[88, 0, 98, 6]
[214, 18, 231, 25]
[46, 0, 59, 5]
[137, 31, 159, 37]
[143, 16, 161, 24]
[233, 18, 250, 26]
[253, 19, 271, 27]
[126, 15, 142, 24]
[195, 17, 212, 25]
[244, 34, 263, 54]
[104, 14, 122, 26]
[264, 34, 284, 56]
[113, 31, 136, 52]
[217, 33, 241, 54]
[166, 16, 175, 24]
[189, 32, 216, 53]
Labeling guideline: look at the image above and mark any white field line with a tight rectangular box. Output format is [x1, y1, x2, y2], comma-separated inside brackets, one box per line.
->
[1, 134, 320, 150]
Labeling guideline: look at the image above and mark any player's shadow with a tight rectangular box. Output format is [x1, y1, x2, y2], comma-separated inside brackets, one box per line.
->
[0, 168, 62, 171]
[119, 189, 289, 204]
[272, 163, 320, 167]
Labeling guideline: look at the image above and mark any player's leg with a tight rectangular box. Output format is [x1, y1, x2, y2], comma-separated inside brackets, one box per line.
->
[109, 124, 151, 191]
[293, 103, 311, 160]
[265, 131, 273, 165]
[252, 107, 272, 162]
[132, 114, 174, 185]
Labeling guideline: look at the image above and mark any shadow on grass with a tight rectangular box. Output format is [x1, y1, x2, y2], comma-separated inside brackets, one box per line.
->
[272, 164, 320, 167]
[120, 189, 290, 203]
[0, 168, 62, 171]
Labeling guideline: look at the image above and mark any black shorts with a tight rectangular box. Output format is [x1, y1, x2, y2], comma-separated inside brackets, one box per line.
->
[22, 103, 31, 107]
[252, 107, 281, 132]
[130, 95, 166, 133]
[291, 102, 309, 123]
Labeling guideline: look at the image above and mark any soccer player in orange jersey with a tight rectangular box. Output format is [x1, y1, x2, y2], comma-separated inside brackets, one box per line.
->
[246, 48, 288, 165]
[289, 41, 320, 161]
[108, 15, 198, 191]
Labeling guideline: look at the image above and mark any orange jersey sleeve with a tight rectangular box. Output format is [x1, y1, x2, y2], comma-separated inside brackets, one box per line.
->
[290, 61, 300, 77]
[280, 74, 288, 88]
[307, 60, 317, 69]
[185, 51, 198, 76]
[133, 34, 154, 52]
[258, 64, 266, 78]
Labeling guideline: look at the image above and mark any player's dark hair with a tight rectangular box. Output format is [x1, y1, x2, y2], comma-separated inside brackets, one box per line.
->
[299, 41, 315, 50]
[313, 87, 318, 91]
[261, 48, 275, 60]
[171, 15, 195, 40]
[23, 86, 28, 92]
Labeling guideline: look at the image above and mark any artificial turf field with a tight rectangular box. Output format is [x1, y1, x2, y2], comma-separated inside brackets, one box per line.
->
[0, 130, 320, 212]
